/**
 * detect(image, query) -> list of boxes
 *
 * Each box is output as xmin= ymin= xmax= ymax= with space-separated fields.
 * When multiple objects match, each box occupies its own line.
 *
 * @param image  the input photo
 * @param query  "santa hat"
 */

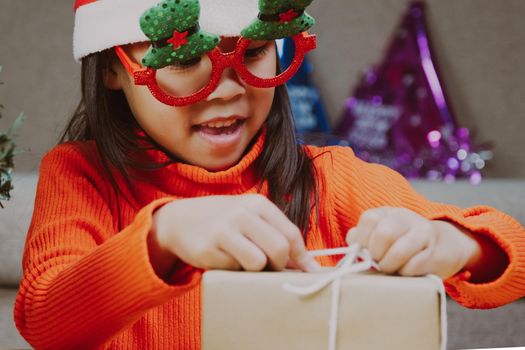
xmin=73 ymin=0 xmax=259 ymax=61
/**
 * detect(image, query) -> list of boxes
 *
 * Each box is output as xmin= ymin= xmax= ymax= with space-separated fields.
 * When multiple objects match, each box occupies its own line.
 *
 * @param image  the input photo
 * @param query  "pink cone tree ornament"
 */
xmin=336 ymin=1 xmax=492 ymax=183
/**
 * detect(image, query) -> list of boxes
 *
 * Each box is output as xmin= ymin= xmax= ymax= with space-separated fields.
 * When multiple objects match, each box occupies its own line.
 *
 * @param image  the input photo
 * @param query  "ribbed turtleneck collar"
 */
xmin=133 ymin=129 xmax=267 ymax=197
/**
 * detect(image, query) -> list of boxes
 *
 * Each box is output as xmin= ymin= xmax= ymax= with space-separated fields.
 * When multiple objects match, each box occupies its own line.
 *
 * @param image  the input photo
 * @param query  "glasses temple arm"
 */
xmin=114 ymin=46 xmax=144 ymax=74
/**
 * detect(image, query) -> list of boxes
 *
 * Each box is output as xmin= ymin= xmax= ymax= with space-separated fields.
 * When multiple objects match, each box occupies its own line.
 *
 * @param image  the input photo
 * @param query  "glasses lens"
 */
xmin=243 ymin=40 xmax=285 ymax=80
xmin=155 ymin=54 xmax=213 ymax=97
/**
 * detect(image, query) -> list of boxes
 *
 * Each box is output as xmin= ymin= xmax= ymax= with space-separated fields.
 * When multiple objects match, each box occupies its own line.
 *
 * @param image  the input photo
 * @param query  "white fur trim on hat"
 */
xmin=200 ymin=0 xmax=258 ymax=37
xmin=73 ymin=0 xmax=259 ymax=61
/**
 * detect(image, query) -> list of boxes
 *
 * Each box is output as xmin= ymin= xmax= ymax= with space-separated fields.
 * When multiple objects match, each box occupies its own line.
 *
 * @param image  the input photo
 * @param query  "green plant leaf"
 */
xmin=7 ymin=112 xmax=25 ymax=135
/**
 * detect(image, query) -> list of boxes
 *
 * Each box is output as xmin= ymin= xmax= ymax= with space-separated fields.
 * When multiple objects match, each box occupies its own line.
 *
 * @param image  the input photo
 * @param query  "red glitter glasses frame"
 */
xmin=114 ymin=32 xmax=317 ymax=106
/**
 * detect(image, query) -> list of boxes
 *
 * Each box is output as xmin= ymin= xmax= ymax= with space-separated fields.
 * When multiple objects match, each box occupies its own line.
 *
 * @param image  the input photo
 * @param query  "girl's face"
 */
xmin=109 ymin=37 xmax=276 ymax=171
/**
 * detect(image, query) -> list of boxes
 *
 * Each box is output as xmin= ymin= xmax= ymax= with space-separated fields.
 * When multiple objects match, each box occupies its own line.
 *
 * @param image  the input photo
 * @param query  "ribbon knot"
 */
xmin=284 ymin=244 xmax=379 ymax=296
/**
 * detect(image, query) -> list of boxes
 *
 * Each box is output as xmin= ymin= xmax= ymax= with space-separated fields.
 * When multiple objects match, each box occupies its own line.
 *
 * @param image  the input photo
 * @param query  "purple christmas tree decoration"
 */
xmin=336 ymin=1 xmax=492 ymax=183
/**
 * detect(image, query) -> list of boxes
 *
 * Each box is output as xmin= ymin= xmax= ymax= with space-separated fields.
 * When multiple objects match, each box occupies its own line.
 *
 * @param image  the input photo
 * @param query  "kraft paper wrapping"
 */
xmin=202 ymin=269 xmax=445 ymax=350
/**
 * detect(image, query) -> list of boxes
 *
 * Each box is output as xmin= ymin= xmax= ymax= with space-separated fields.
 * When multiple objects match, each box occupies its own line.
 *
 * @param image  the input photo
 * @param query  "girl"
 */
xmin=15 ymin=0 xmax=525 ymax=349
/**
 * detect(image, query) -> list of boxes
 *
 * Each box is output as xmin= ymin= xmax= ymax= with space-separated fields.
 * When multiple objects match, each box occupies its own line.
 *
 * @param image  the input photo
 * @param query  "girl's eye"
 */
xmin=166 ymin=56 xmax=202 ymax=71
xmin=245 ymin=43 xmax=271 ymax=59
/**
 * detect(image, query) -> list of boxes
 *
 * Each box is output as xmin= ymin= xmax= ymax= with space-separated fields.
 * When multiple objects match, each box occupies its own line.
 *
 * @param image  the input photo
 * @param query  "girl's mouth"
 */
xmin=193 ymin=119 xmax=245 ymax=147
xmin=195 ymin=119 xmax=243 ymax=135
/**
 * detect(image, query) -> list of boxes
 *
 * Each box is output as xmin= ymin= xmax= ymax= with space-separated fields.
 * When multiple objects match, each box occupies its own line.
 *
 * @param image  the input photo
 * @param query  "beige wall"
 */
xmin=0 ymin=0 xmax=524 ymax=177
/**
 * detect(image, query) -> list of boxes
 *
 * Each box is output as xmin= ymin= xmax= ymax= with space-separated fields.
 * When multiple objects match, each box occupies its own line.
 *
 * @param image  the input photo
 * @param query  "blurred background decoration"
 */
xmin=0 ymin=66 xmax=24 ymax=208
xmin=335 ymin=1 xmax=492 ymax=183
xmin=279 ymin=37 xmax=346 ymax=146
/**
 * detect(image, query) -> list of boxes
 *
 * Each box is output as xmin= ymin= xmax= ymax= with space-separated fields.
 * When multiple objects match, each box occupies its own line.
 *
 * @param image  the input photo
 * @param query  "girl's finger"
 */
xmin=217 ymin=231 xmax=268 ymax=272
xmin=367 ymin=220 xmax=408 ymax=262
xmin=197 ymin=247 xmax=242 ymax=271
xmin=239 ymin=213 xmax=291 ymax=271
xmin=379 ymin=229 xmax=430 ymax=274
xmin=249 ymin=195 xmax=318 ymax=272
xmin=347 ymin=209 xmax=382 ymax=247
xmin=398 ymin=248 xmax=433 ymax=277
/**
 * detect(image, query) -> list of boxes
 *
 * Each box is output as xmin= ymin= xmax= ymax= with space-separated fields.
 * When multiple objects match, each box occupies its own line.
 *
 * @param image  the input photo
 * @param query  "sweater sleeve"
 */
xmin=14 ymin=144 xmax=202 ymax=349
xmin=325 ymin=146 xmax=525 ymax=309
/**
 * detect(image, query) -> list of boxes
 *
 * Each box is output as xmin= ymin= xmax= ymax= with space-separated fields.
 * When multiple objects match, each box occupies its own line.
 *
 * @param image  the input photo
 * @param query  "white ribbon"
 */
xmin=283 ymin=244 xmax=447 ymax=350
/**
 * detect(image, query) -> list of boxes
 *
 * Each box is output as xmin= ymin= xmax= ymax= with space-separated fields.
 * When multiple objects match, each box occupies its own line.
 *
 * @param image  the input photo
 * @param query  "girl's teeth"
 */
xmin=202 ymin=120 xmax=237 ymax=128
xmin=198 ymin=119 xmax=242 ymax=137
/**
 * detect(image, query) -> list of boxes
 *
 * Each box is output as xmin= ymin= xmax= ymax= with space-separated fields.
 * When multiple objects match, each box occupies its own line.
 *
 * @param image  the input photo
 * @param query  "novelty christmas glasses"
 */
xmin=114 ymin=0 xmax=317 ymax=106
xmin=115 ymin=33 xmax=316 ymax=106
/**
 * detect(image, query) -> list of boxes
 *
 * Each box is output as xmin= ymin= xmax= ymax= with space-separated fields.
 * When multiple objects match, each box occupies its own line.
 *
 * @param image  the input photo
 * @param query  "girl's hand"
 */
xmin=346 ymin=207 xmax=481 ymax=279
xmin=149 ymin=194 xmax=320 ymax=275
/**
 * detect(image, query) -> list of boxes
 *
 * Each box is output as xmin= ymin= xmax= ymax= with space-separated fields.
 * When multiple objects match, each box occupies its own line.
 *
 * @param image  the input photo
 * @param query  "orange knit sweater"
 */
xmin=14 ymin=131 xmax=525 ymax=349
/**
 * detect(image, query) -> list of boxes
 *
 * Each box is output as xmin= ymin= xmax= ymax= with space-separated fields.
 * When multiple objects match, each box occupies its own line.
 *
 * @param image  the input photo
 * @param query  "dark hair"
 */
xmin=59 ymin=49 xmax=317 ymax=238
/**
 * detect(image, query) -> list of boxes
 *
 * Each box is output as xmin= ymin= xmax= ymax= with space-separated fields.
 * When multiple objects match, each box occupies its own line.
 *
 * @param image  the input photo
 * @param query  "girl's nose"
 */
xmin=205 ymin=67 xmax=246 ymax=102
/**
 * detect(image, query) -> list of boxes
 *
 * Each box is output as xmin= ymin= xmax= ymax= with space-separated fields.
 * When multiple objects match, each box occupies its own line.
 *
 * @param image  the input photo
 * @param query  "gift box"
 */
xmin=202 ymin=266 xmax=446 ymax=350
